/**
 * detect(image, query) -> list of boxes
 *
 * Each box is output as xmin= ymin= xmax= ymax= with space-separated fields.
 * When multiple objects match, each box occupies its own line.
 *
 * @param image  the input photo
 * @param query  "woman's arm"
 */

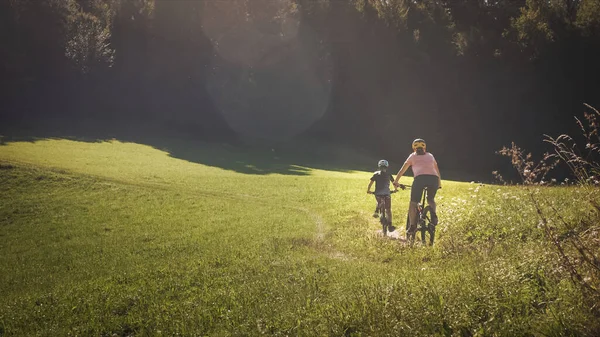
xmin=389 ymin=175 xmax=399 ymax=191
xmin=434 ymin=160 xmax=442 ymax=188
xmin=393 ymin=162 xmax=411 ymax=186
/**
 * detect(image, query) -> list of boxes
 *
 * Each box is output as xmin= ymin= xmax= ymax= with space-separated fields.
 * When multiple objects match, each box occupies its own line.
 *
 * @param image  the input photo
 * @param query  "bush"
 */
xmin=498 ymin=104 xmax=600 ymax=333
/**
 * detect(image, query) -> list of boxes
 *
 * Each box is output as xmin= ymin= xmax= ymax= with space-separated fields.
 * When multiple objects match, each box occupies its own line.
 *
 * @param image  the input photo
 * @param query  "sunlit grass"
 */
xmin=0 ymin=139 xmax=596 ymax=336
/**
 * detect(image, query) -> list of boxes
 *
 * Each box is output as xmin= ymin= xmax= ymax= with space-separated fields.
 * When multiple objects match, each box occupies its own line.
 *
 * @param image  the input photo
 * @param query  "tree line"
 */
xmin=1 ymin=0 xmax=599 ymax=179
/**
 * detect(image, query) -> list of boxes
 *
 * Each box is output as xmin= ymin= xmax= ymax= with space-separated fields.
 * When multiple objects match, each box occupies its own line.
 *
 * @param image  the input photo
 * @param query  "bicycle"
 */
xmin=405 ymin=187 xmax=437 ymax=246
xmin=373 ymin=190 xmax=398 ymax=236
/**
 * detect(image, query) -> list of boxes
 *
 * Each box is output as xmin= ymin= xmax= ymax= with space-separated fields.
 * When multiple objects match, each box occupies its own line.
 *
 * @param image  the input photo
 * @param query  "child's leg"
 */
xmin=382 ymin=195 xmax=396 ymax=231
xmin=373 ymin=196 xmax=380 ymax=217
xmin=385 ymin=195 xmax=392 ymax=224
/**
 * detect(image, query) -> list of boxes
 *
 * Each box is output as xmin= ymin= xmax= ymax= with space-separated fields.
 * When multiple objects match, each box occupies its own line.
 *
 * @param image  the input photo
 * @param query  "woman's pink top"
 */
xmin=405 ymin=152 xmax=439 ymax=177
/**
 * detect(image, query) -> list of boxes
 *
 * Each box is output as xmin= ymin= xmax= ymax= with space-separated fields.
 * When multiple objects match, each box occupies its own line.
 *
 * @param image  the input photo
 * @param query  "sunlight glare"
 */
xmin=202 ymin=0 xmax=332 ymax=141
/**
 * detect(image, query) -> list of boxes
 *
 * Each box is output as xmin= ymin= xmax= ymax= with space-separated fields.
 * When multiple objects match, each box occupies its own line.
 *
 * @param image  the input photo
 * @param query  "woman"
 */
xmin=393 ymin=138 xmax=441 ymax=241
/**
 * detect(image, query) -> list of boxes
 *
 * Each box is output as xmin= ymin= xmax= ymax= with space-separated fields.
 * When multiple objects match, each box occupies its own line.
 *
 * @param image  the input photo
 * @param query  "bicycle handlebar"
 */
xmin=392 ymin=184 xmax=441 ymax=190
xmin=367 ymin=189 xmax=403 ymax=195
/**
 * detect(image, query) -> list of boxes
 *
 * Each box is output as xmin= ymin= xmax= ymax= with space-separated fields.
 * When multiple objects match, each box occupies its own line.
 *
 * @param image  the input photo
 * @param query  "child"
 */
xmin=367 ymin=159 xmax=398 ymax=231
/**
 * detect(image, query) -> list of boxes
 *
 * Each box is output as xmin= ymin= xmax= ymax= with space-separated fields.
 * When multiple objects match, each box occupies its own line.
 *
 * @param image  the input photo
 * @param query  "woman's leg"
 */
xmin=408 ymin=177 xmax=425 ymax=238
xmin=424 ymin=176 xmax=440 ymax=225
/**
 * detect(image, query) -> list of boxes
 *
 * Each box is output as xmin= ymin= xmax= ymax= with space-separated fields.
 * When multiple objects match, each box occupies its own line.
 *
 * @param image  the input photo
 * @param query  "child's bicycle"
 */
xmin=374 ymin=190 xmax=397 ymax=236
xmin=405 ymin=187 xmax=437 ymax=246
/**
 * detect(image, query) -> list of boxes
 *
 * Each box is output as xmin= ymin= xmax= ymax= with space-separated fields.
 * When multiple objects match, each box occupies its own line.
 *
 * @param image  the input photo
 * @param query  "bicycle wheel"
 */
xmin=421 ymin=206 xmax=436 ymax=245
xmin=381 ymin=213 xmax=388 ymax=236
xmin=418 ymin=216 xmax=427 ymax=245
xmin=405 ymin=214 xmax=416 ymax=242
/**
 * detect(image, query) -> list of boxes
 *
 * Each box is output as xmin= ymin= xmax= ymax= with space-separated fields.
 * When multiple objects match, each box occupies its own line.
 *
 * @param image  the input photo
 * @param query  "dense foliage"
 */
xmin=1 ymin=0 xmax=599 ymax=180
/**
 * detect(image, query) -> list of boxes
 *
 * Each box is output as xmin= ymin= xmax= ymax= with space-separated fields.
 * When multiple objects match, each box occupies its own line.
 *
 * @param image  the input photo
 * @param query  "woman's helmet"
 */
xmin=378 ymin=159 xmax=389 ymax=168
xmin=412 ymin=138 xmax=426 ymax=152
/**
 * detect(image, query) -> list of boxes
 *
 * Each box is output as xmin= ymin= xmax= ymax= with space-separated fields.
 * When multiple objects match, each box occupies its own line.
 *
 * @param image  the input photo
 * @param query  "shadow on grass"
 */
xmin=0 ymin=120 xmax=374 ymax=176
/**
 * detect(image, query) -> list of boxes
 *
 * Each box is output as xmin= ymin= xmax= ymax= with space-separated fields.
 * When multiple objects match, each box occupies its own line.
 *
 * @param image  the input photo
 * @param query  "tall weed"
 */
xmin=498 ymin=104 xmax=600 ymax=333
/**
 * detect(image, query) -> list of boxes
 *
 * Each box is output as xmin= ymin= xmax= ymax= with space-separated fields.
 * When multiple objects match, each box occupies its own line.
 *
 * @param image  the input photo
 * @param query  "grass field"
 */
xmin=0 ymin=139 xmax=597 ymax=336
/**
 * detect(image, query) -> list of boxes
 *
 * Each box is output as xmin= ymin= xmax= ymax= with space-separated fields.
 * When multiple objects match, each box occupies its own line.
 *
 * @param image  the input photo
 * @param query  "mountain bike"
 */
xmin=372 ymin=190 xmax=397 ymax=237
xmin=405 ymin=187 xmax=437 ymax=246
xmin=371 ymin=191 xmax=398 ymax=236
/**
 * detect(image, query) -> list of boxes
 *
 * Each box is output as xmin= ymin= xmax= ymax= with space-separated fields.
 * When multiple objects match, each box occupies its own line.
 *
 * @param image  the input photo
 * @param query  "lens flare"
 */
xmin=202 ymin=1 xmax=332 ymax=141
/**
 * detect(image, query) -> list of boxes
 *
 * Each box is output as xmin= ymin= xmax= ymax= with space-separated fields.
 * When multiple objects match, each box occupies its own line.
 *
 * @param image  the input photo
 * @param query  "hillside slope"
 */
xmin=0 ymin=139 xmax=596 ymax=336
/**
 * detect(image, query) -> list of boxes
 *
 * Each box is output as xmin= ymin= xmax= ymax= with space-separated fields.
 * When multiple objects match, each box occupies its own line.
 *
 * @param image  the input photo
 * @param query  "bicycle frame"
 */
xmin=405 ymin=187 xmax=426 ymax=232
xmin=376 ymin=190 xmax=396 ymax=236
xmin=406 ymin=187 xmax=436 ymax=245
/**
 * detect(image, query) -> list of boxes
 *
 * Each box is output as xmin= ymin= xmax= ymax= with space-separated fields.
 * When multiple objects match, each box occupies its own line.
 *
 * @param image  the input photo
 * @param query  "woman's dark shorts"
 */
xmin=411 ymin=175 xmax=439 ymax=203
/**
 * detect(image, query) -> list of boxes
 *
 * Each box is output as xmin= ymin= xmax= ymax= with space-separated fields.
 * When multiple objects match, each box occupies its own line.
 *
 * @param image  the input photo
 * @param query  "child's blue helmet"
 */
xmin=378 ymin=159 xmax=389 ymax=168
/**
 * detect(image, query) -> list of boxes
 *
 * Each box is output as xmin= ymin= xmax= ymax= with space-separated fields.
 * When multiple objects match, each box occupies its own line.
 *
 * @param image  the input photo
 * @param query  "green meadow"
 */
xmin=0 ymin=139 xmax=597 ymax=336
